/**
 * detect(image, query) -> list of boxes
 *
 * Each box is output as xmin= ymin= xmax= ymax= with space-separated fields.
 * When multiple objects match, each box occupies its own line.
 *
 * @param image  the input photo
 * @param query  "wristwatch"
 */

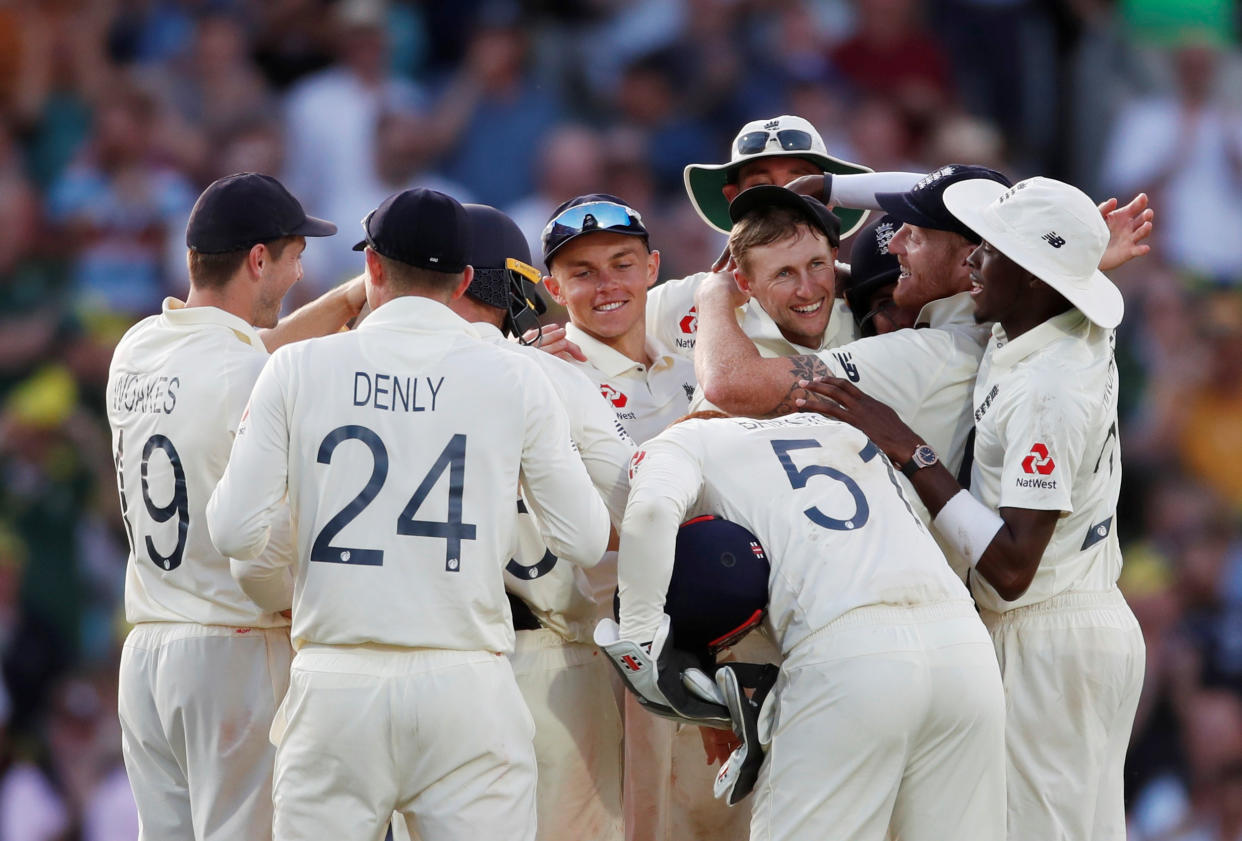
xmin=900 ymin=444 xmax=939 ymax=478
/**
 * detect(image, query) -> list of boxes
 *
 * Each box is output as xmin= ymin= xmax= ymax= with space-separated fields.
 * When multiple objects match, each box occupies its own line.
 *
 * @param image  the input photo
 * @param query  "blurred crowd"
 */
xmin=0 ymin=0 xmax=1239 ymax=838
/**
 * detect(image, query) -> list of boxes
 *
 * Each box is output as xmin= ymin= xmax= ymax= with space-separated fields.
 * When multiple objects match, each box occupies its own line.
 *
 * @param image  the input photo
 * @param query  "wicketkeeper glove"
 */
xmin=713 ymin=661 xmax=780 ymax=806
xmin=594 ymin=615 xmax=732 ymax=729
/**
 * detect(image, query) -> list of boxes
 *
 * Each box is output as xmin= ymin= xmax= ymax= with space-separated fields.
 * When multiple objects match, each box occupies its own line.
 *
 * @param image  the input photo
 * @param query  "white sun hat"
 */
xmin=942 ymin=176 xmax=1124 ymax=329
xmin=684 ymin=115 xmax=873 ymax=238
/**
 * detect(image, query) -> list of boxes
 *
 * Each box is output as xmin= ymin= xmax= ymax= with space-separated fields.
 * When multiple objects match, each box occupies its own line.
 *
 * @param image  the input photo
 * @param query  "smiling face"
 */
xmin=737 ymin=225 xmax=837 ymax=349
xmin=544 ymin=231 xmax=659 ymax=347
xmin=886 ymin=223 xmax=975 ymax=311
xmin=966 ymin=239 xmax=1031 ymax=326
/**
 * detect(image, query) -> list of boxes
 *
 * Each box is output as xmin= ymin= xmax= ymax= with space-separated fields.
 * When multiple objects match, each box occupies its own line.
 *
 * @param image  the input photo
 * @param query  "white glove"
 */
xmin=594 ymin=615 xmax=731 ymax=728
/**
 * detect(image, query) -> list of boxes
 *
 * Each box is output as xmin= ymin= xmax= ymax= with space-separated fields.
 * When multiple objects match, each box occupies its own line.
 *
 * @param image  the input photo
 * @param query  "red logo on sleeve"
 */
xmin=600 ymin=384 xmax=628 ymax=408
xmin=629 ymin=450 xmax=646 ymax=479
xmin=1021 ymin=443 xmax=1055 ymax=475
xmin=679 ymin=306 xmax=698 ymax=334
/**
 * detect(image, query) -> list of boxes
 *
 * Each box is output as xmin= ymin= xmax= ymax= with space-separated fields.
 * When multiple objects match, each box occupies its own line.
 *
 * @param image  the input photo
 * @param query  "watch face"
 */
xmin=913 ymin=445 xmax=937 ymax=467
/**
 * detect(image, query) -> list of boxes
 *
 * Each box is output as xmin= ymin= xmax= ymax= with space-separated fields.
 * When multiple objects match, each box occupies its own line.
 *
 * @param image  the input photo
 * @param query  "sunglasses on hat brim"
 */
xmin=735 ymin=129 xmax=815 ymax=156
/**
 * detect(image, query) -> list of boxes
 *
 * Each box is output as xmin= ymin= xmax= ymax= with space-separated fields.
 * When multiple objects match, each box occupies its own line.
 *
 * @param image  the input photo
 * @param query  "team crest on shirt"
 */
xmin=629 ymin=450 xmax=646 ymax=480
xmin=600 ymin=383 xmax=628 ymax=408
xmin=683 ymin=384 xmax=695 ymax=402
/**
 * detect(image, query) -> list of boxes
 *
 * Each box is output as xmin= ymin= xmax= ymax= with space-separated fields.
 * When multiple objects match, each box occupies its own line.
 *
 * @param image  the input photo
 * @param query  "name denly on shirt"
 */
xmin=110 ymin=373 xmax=179 ymax=415
xmin=352 ymin=371 xmax=444 ymax=412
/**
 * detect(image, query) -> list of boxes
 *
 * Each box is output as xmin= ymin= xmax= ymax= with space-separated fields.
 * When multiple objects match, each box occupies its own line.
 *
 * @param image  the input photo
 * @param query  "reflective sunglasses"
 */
xmin=735 ymin=129 xmax=815 ymax=156
xmin=542 ymin=201 xmax=644 ymax=241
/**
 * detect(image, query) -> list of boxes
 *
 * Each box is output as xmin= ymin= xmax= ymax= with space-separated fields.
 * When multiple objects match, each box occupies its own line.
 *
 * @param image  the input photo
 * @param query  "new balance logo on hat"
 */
xmin=1042 ymin=232 xmax=1066 ymax=248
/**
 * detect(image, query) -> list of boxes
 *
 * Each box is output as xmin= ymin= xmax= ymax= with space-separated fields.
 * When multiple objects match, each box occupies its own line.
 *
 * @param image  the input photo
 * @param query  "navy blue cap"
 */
xmin=541 ymin=193 xmax=649 ymax=267
xmin=876 ymin=165 xmax=1012 ymax=243
xmin=186 ymin=172 xmax=337 ymax=253
xmin=353 ymin=188 xmax=470 ymax=273
xmin=727 ymin=184 xmax=841 ymax=248
xmin=843 ymin=213 xmax=902 ymax=320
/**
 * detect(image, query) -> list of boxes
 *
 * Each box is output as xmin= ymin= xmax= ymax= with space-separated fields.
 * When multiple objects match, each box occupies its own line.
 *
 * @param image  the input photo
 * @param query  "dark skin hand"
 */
xmin=796 ymin=376 xmax=1059 ymax=601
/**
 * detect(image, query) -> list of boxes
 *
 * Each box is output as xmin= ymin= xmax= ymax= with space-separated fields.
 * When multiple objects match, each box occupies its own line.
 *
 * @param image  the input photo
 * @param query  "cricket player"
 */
xmin=646 ymin=115 xmax=875 ymax=362
xmin=611 ymin=411 xmax=1006 ymax=841
xmin=540 ymin=193 xmax=697 ymax=446
xmin=107 ymin=172 xmax=358 ymax=840
xmin=801 ymin=177 xmax=1145 ymax=841
xmin=206 ymin=188 xmax=611 ymax=841
xmin=454 ymin=203 xmax=631 ymax=841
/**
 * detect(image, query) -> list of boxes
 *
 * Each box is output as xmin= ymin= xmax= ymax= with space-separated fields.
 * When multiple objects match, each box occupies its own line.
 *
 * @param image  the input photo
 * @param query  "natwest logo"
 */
xmin=679 ymin=306 xmax=698 ymax=334
xmin=1021 ymin=443 xmax=1055 ymax=475
xmin=600 ymin=383 xmax=628 ymax=408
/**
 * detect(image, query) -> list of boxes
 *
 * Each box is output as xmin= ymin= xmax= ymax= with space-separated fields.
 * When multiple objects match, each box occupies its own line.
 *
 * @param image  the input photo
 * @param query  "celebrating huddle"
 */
xmin=106 ymin=114 xmax=1154 ymax=841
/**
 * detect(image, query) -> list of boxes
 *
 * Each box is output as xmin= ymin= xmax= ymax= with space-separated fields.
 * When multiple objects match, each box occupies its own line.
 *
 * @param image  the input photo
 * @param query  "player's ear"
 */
xmin=449 ymin=266 xmax=474 ymax=301
xmin=364 ymin=247 xmax=384 ymax=289
xmin=645 ymin=249 xmax=661 ymax=289
xmin=543 ymin=273 xmax=567 ymax=306
xmin=733 ymin=264 xmax=752 ymax=294
xmin=247 ymin=242 xmax=266 ymax=278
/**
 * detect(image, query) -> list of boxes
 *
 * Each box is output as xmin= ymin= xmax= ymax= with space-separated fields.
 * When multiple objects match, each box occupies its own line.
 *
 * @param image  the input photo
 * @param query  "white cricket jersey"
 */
xmin=563 ymin=322 xmax=697 ymax=445
xmin=646 ymin=272 xmax=859 ymax=362
xmin=206 ymin=296 xmax=610 ymax=653
xmin=819 ymin=291 xmax=989 ymax=488
xmin=107 ymin=299 xmax=292 ymax=628
xmin=968 ymin=309 xmax=1123 ymax=613
xmin=475 ymin=323 xmax=636 ymax=643
xmin=619 ymin=414 xmax=968 ymax=652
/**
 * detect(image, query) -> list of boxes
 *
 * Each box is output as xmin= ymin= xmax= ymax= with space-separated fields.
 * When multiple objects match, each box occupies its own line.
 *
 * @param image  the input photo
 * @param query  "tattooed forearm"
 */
xmin=768 ymin=355 xmax=830 ymax=416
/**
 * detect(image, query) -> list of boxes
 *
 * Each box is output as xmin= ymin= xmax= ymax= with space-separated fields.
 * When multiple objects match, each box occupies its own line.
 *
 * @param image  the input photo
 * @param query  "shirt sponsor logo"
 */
xmin=1016 ymin=476 xmax=1057 ymax=490
xmin=679 ymin=306 xmax=697 ymax=334
xmin=974 ymin=384 xmax=999 ymax=423
xmin=1020 ymin=442 xmax=1055 ymax=475
xmin=629 ymin=449 xmax=646 ymax=479
xmin=600 ymin=383 xmax=628 ymax=408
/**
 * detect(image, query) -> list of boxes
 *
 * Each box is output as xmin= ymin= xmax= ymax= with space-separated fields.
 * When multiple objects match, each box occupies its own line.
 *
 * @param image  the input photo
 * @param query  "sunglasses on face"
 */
xmin=735 ymin=129 xmax=815 ymax=156
xmin=542 ymin=201 xmax=644 ymax=241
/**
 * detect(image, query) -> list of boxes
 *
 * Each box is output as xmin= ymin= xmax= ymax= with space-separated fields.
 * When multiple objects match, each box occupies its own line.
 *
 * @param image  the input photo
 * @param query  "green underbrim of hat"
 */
xmin=685 ymin=153 xmax=874 ymax=239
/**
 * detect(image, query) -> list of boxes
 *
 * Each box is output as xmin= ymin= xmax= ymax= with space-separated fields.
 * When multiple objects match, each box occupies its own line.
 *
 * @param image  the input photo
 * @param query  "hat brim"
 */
xmin=727 ymin=185 xmax=839 ymax=246
xmin=291 ymin=215 xmax=338 ymax=238
xmin=943 ymin=180 xmax=1124 ymax=329
xmin=875 ymin=190 xmax=945 ymax=231
xmin=684 ymin=151 xmax=873 ymax=238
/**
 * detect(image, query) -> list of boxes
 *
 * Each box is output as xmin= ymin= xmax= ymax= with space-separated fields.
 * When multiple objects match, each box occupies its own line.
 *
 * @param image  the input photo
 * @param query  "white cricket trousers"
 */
xmin=980 ymin=588 xmax=1145 ymax=841
xmin=272 ymin=644 xmax=537 ymax=841
xmin=118 ymin=622 xmax=292 ymax=841
xmin=750 ymin=600 xmax=1006 ymax=841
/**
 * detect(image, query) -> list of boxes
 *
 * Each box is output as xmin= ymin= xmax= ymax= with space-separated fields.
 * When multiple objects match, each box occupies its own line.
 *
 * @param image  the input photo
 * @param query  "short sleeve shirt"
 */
xmin=968 ymin=309 xmax=1123 ymax=613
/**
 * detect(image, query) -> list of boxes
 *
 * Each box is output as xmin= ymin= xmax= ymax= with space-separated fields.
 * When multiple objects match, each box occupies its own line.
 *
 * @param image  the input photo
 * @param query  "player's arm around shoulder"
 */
xmin=207 ymin=345 xmax=296 ymax=563
xmin=513 ymin=351 xmax=611 ymax=568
